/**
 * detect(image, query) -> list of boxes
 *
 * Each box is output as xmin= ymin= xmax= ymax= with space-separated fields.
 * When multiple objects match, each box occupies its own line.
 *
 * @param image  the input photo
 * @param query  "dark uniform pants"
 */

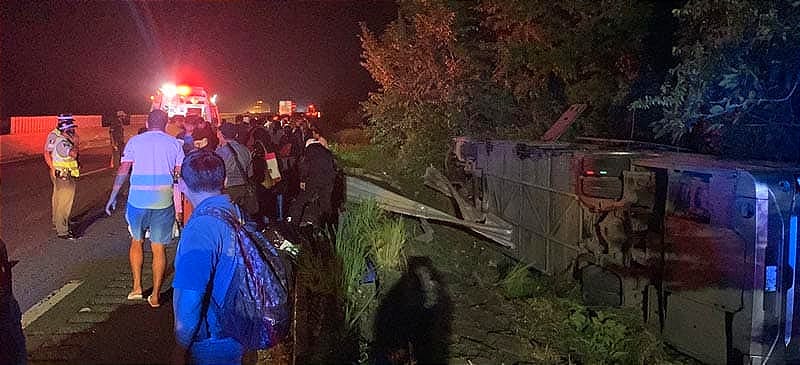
xmin=289 ymin=185 xmax=333 ymax=226
xmin=111 ymin=137 xmax=125 ymax=169
xmin=51 ymin=172 xmax=76 ymax=235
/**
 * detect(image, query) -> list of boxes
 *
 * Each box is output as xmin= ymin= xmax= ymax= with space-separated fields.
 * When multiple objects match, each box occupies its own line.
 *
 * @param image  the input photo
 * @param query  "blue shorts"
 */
xmin=125 ymin=203 xmax=175 ymax=244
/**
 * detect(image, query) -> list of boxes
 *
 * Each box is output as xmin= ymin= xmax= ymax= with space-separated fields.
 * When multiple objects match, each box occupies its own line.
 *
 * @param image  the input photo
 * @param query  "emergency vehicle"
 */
xmin=150 ymin=83 xmax=220 ymax=124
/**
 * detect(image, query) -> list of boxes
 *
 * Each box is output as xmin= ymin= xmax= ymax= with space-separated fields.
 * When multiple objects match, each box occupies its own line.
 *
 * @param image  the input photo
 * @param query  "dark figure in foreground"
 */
xmin=0 ymin=238 xmax=26 ymax=365
xmin=373 ymin=256 xmax=452 ymax=365
xmin=288 ymin=138 xmax=337 ymax=226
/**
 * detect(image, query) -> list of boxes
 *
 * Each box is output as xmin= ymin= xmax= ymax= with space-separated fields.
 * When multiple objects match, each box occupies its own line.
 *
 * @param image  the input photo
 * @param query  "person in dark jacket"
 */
xmin=0 ymin=238 xmax=26 ymax=365
xmin=109 ymin=111 xmax=126 ymax=169
xmin=288 ymin=139 xmax=337 ymax=226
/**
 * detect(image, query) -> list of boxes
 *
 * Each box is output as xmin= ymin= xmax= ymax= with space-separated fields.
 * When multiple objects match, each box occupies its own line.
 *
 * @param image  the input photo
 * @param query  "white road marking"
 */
xmin=22 ymin=280 xmax=83 ymax=329
xmin=82 ymin=167 xmax=110 ymax=177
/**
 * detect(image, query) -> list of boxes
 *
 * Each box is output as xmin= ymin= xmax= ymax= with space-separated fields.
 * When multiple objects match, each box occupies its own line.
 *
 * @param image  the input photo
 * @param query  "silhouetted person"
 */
xmin=109 ymin=111 xmax=126 ymax=169
xmin=0 ymin=238 xmax=26 ymax=365
xmin=288 ymin=139 xmax=336 ymax=226
xmin=373 ymin=256 xmax=452 ymax=365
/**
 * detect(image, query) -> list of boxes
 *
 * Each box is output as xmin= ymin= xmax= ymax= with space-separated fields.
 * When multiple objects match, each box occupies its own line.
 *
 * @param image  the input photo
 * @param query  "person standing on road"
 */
xmin=109 ymin=111 xmax=126 ymax=169
xmin=171 ymin=150 xmax=245 ymax=364
xmin=104 ymin=109 xmax=184 ymax=308
xmin=46 ymin=114 xmax=81 ymax=240
xmin=216 ymin=122 xmax=258 ymax=218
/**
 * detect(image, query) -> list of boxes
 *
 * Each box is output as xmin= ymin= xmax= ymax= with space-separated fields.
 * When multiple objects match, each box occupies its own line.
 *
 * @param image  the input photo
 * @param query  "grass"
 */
xmin=335 ymin=201 xmax=377 ymax=328
xmin=507 ymin=271 xmax=674 ymax=365
xmin=334 ymin=199 xmax=408 ymax=330
xmin=369 ymin=217 xmax=407 ymax=272
xmin=500 ymin=264 xmax=539 ymax=299
xmin=329 ymin=143 xmax=388 ymax=171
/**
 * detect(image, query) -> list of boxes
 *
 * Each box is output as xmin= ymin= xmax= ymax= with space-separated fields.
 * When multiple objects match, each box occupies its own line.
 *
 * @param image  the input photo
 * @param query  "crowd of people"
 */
xmin=106 ymin=110 xmax=336 ymax=363
xmin=40 ymin=109 xmax=337 ymax=362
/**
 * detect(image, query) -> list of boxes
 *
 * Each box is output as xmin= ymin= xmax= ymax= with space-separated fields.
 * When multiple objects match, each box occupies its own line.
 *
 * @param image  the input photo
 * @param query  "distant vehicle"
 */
xmin=150 ymin=83 xmax=220 ymax=124
xmin=278 ymin=100 xmax=296 ymax=116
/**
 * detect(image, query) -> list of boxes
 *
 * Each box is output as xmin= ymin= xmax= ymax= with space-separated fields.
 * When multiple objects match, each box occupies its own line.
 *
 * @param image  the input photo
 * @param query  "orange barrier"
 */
xmin=10 ymin=115 xmax=103 ymax=134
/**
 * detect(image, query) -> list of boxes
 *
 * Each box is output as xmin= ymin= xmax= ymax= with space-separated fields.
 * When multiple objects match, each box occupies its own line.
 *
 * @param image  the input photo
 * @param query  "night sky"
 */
xmin=1 ymin=1 xmax=397 ymax=120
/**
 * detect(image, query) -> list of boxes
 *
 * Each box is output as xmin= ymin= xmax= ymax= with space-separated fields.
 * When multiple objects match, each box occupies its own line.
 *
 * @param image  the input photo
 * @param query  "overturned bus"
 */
xmin=448 ymin=137 xmax=800 ymax=364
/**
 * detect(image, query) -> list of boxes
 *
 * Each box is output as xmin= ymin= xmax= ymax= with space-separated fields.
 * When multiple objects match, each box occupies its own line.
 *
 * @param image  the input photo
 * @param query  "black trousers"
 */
xmin=288 ymin=185 xmax=332 ymax=226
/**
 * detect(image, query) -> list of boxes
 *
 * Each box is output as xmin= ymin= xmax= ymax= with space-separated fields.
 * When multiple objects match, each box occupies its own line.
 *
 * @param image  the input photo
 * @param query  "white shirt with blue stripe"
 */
xmin=122 ymin=131 xmax=184 ymax=209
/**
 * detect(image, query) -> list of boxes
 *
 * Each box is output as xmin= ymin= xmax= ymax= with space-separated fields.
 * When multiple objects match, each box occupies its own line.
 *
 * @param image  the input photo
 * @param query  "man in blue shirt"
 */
xmin=171 ymin=150 xmax=244 ymax=364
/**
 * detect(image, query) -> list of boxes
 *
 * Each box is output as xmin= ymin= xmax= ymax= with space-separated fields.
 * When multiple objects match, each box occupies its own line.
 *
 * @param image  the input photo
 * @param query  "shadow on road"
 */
xmin=372 ymin=256 xmax=453 ymax=365
xmin=28 ymin=289 xmax=176 ymax=364
xmin=71 ymin=206 xmax=112 ymax=238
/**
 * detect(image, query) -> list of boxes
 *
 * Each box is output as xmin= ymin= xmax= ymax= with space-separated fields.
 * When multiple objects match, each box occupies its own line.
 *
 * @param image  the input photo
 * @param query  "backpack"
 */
xmin=195 ymin=206 xmax=292 ymax=350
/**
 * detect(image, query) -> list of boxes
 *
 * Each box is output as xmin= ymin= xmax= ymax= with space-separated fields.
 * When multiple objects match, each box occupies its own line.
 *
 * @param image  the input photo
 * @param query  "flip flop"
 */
xmin=147 ymin=295 xmax=161 ymax=308
xmin=127 ymin=292 xmax=143 ymax=300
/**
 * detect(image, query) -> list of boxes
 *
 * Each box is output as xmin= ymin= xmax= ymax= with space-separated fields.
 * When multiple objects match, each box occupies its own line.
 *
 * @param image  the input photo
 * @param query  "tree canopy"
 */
xmin=360 ymin=0 xmax=800 ymax=166
xmin=631 ymin=0 xmax=800 ymax=160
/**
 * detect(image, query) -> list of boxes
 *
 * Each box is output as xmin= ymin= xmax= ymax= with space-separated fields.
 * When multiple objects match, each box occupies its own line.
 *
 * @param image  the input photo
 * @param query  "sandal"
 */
xmin=147 ymin=295 xmax=161 ymax=308
xmin=127 ymin=292 xmax=143 ymax=300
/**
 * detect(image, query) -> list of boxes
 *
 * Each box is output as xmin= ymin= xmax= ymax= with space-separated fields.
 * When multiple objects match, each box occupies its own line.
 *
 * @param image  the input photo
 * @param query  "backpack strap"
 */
xmin=193 ymin=205 xmax=289 ymax=296
xmin=226 ymin=144 xmax=250 ymax=186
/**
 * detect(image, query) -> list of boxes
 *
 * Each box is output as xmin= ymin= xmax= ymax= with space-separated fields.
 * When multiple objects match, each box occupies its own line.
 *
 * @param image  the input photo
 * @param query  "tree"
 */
xmin=360 ymin=0 xmax=468 ymax=169
xmin=631 ymin=0 xmax=800 ymax=160
xmin=479 ymin=0 xmax=656 ymax=137
xmin=360 ymin=0 xmax=660 ymax=170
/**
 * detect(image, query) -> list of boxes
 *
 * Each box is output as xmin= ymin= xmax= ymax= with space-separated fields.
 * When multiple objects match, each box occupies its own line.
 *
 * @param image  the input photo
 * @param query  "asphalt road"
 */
xmin=0 ymin=147 xmax=189 ymax=364
xmin=0 ymin=147 xmax=121 ymax=311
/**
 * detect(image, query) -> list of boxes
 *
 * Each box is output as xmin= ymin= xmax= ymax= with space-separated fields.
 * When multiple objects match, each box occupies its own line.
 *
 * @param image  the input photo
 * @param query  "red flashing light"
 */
xmin=585 ymin=170 xmax=596 ymax=176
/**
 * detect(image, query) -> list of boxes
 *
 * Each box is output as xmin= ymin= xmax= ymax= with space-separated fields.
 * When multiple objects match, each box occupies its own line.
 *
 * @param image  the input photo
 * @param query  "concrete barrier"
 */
xmin=10 ymin=115 xmax=103 ymax=134
xmin=0 ymin=112 xmax=234 ymax=163
xmin=0 ymin=123 xmax=144 ymax=164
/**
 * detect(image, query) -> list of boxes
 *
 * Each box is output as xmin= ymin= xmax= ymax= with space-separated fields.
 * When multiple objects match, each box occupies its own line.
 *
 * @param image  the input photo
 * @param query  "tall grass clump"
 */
xmin=370 ymin=217 xmax=407 ymax=272
xmin=336 ymin=201 xmax=379 ymax=328
xmin=335 ymin=200 xmax=409 ymax=330
xmin=501 ymin=264 xmax=539 ymax=299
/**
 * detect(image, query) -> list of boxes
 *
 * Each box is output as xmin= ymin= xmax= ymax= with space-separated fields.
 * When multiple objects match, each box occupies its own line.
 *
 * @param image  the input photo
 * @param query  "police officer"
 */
xmin=48 ymin=114 xmax=80 ymax=240
xmin=109 ymin=110 xmax=126 ymax=169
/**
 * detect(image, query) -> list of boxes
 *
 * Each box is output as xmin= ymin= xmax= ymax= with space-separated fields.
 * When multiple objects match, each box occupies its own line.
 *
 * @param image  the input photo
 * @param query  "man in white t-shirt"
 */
xmin=105 ymin=110 xmax=185 ymax=308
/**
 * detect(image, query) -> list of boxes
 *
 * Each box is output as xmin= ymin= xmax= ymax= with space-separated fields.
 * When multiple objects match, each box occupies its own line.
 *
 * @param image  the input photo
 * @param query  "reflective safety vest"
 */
xmin=51 ymin=135 xmax=80 ymax=178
